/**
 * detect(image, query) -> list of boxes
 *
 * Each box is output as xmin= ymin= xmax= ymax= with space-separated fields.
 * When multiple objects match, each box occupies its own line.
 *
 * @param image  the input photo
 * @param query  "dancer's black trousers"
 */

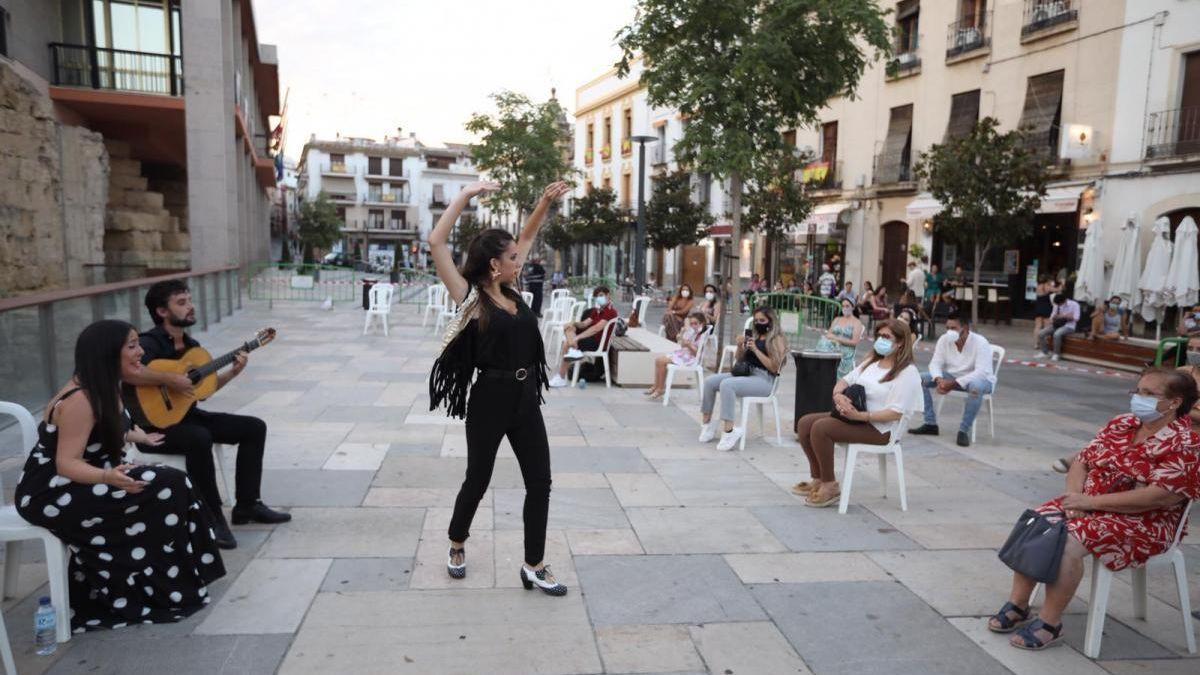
xmin=448 ymin=378 xmax=551 ymax=565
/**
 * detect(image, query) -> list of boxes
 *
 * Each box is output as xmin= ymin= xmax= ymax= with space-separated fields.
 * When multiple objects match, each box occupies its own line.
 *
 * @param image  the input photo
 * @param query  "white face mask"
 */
xmin=705 ymin=292 xmax=715 ymax=301
xmin=595 ymin=295 xmax=609 ymax=307
xmin=681 ymin=290 xmax=691 ymax=298
xmin=944 ymin=329 xmax=960 ymax=343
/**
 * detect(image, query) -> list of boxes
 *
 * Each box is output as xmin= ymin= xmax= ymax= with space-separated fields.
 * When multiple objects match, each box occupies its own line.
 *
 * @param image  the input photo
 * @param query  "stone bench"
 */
xmin=612 ymin=327 xmax=697 ymax=387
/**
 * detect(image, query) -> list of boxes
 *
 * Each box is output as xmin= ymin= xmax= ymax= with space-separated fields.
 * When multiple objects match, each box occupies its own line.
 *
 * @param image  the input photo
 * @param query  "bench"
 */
xmin=1060 ymin=334 xmax=1158 ymax=372
xmin=612 ymin=327 xmax=696 ymax=387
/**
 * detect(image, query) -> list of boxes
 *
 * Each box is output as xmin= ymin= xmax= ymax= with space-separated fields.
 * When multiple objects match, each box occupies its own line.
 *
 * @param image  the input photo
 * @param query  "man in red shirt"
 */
xmin=549 ymin=287 xmax=618 ymax=387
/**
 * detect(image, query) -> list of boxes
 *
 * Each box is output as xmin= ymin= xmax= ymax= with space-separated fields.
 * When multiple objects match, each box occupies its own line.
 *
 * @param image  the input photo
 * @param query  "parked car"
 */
xmin=322 ymin=253 xmax=354 ymax=267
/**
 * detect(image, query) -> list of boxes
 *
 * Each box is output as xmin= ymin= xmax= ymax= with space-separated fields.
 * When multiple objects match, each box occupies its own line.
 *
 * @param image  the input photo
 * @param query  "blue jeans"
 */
xmin=921 ymin=373 xmax=994 ymax=433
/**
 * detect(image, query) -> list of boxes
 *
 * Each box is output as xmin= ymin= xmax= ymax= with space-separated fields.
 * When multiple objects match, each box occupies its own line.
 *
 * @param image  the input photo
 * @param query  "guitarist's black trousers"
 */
xmin=141 ymin=407 xmax=266 ymax=514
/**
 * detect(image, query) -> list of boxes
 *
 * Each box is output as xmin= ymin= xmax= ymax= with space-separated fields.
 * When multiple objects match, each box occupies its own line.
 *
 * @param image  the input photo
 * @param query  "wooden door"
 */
xmin=1179 ymin=51 xmax=1200 ymax=153
xmin=881 ymin=221 xmax=909 ymax=294
xmin=681 ymin=245 xmax=707 ymax=293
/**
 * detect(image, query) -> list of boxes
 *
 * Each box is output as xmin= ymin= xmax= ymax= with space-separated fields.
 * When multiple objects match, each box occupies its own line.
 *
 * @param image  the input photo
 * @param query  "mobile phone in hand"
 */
xmin=744 ymin=328 xmax=753 ymax=338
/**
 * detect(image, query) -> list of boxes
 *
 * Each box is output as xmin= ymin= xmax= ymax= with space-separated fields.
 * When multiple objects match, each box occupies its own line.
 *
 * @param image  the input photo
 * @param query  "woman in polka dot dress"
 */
xmin=15 ymin=320 xmax=225 ymax=631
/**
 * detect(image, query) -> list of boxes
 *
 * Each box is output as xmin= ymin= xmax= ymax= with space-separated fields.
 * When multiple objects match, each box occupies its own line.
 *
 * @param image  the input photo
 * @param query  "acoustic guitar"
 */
xmin=134 ymin=328 xmax=276 ymax=428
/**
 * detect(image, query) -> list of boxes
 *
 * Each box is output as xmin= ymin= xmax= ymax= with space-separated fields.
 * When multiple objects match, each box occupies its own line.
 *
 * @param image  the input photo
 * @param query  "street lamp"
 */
xmin=631 ymin=134 xmax=658 ymax=288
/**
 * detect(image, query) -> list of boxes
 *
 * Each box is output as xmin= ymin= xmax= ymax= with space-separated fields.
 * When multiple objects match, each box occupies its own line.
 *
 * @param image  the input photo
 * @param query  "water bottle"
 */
xmin=577 ymin=379 xmax=588 ymax=389
xmin=35 ymin=596 xmax=56 ymax=655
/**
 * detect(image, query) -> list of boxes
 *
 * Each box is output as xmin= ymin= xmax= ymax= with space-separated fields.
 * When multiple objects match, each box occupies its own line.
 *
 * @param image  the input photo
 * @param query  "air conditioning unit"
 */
xmin=897 ymin=51 xmax=917 ymax=66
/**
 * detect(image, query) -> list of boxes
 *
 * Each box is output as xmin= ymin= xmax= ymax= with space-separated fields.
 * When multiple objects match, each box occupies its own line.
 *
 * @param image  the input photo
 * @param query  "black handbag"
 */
xmin=831 ymin=384 xmax=868 ymax=424
xmin=998 ymin=509 xmax=1068 ymax=583
xmin=731 ymin=360 xmax=754 ymax=377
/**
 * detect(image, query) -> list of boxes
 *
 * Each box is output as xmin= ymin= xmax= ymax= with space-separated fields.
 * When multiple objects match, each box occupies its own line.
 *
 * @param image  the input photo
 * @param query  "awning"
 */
xmin=1038 ymin=185 xmax=1085 ymax=214
xmin=906 ymin=193 xmax=943 ymax=220
xmin=708 ymin=223 xmax=732 ymax=238
xmin=796 ymin=201 xmax=849 ymax=238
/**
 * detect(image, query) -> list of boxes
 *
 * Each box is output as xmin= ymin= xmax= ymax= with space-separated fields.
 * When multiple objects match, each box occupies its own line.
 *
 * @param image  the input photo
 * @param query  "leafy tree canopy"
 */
xmin=297 ymin=192 xmax=342 ymax=263
xmin=567 ymin=188 xmax=627 ymax=246
xmin=743 ymin=145 xmax=814 ymax=243
xmin=645 ymin=171 xmax=713 ymax=250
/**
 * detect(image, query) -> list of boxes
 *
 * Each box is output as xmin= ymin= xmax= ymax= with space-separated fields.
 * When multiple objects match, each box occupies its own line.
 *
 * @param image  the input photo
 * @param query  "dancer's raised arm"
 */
xmin=515 ymin=181 xmax=571 ymax=267
xmin=429 ymin=182 xmax=499 ymax=303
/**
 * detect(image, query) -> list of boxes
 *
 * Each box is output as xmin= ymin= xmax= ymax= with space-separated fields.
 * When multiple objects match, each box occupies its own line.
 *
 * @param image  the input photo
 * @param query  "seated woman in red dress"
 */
xmin=986 ymin=368 xmax=1200 ymax=650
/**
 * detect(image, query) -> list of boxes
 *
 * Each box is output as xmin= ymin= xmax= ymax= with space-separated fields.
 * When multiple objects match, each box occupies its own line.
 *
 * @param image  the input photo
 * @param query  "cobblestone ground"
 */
xmin=1 ymin=297 xmax=1197 ymax=674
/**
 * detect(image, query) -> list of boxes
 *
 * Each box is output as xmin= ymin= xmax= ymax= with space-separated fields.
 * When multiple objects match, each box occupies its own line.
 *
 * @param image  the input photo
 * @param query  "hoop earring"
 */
xmin=491 ymin=270 xmax=501 ymax=280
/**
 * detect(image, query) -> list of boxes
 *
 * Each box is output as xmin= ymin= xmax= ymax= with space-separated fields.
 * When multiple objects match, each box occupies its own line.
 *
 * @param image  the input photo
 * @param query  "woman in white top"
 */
xmin=794 ymin=318 xmax=922 ymax=507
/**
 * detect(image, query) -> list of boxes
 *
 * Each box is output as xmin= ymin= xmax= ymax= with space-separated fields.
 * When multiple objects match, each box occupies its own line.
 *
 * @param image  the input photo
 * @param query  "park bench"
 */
xmin=1059 ymin=334 xmax=1158 ymax=372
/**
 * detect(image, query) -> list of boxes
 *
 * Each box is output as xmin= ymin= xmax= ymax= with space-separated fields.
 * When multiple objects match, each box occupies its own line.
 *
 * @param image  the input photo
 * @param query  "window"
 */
xmin=1179 ymin=52 xmax=1200 ymax=151
xmin=368 ymin=156 xmax=382 ymax=175
xmin=896 ymin=1 xmax=919 ymax=55
xmin=368 ymin=209 xmax=384 ymax=229
xmin=602 ymin=176 xmax=611 ymax=191
xmin=0 ymin=6 xmax=8 ymax=58
xmin=622 ymin=108 xmax=633 ymax=155
xmin=432 ymin=184 xmax=446 ymax=207
xmin=388 ymin=158 xmax=404 ymax=177
xmin=782 ymin=129 xmax=797 ymax=147
xmin=621 ymin=173 xmax=632 ymax=210
xmin=699 ymin=173 xmax=712 ymax=205
xmin=427 ymin=156 xmax=451 ymax=170
xmin=876 ymin=104 xmax=914 ymax=183
xmin=389 ymin=210 xmax=406 ymax=230
xmin=335 ymin=206 xmax=347 ymax=224
xmin=944 ymin=89 xmax=981 ymax=142
xmin=586 ymin=123 xmax=595 ymax=149
xmin=821 ymin=122 xmax=838 ymax=162
xmin=1018 ymin=70 xmax=1064 ymax=159
xmin=603 ymin=116 xmax=612 ymax=156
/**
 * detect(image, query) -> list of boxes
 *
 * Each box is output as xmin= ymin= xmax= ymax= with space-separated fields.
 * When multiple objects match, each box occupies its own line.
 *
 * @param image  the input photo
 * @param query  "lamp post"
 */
xmin=631 ymin=135 xmax=658 ymax=288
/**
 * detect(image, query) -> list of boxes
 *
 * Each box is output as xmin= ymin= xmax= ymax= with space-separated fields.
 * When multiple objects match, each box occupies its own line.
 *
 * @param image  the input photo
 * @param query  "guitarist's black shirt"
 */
xmin=122 ymin=326 xmax=202 ymax=428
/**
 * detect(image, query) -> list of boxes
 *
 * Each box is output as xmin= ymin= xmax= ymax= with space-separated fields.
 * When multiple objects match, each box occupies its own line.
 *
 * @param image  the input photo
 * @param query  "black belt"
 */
xmin=478 ymin=366 xmax=534 ymax=382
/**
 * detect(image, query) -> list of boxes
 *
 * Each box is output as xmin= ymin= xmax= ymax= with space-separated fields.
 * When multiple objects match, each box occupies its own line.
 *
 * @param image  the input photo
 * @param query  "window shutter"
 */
xmin=944 ymin=90 xmax=981 ymax=142
xmin=878 ymin=105 xmax=914 ymax=182
xmin=1018 ymin=70 xmax=1065 ymax=156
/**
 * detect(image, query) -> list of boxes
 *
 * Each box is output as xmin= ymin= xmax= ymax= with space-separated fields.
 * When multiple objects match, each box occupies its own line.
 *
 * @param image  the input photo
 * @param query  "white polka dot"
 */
xmin=141 ymin=470 xmax=156 ymax=482
xmin=141 ymin=607 xmax=150 ymax=617
xmin=125 ymin=522 xmax=146 ymax=536
xmin=86 ymin=619 xmax=100 ymax=626
xmin=143 ymin=566 xmax=153 ymax=576
xmin=130 ymin=547 xmax=146 ymax=560
xmin=125 ymin=576 xmax=135 ymax=586
xmin=81 ymin=517 xmax=102 ymax=528
xmin=73 ymin=572 xmax=85 ymax=582
xmin=92 ymin=484 xmax=108 ymax=496
xmin=189 ymin=522 xmax=196 ymax=533
xmin=98 ymin=552 xmax=113 ymax=562
xmin=200 ymin=553 xmax=214 ymax=564
xmin=111 ymin=490 xmax=126 ymax=499
xmin=112 ymin=622 xmax=127 ymax=629
xmin=143 ymin=586 xmax=153 ymax=596
xmin=157 ymin=488 xmax=172 ymax=500
xmin=46 ymin=424 xmax=57 ymax=433
xmin=90 ymin=536 xmax=106 ymax=546
xmin=42 ymin=505 xmax=59 ymax=518
xmin=184 ymin=477 xmax=192 ymax=489
xmin=166 ymin=566 xmax=179 ymax=578
xmin=169 ymin=591 xmax=182 ymax=603
xmin=186 ymin=543 xmax=192 ymax=554
xmin=49 ymin=475 xmax=70 ymax=488
xmin=19 ymin=495 xmax=30 ymax=508
xmin=98 ymin=570 xmax=110 ymax=579
xmin=113 ymin=597 xmax=127 ymax=609
xmin=164 ymin=513 xmax=179 ymax=527
xmin=56 ymin=493 xmax=72 ymax=506
xmin=124 ymin=505 xmax=139 ymax=514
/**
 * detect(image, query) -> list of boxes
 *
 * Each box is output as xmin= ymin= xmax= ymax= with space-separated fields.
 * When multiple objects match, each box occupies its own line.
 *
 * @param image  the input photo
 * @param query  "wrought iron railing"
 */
xmin=946 ymin=14 xmax=990 ymax=59
xmin=49 ymin=42 xmax=182 ymax=96
xmin=1145 ymin=107 xmax=1200 ymax=159
xmin=802 ymin=160 xmax=842 ymax=191
xmin=1021 ymin=0 xmax=1077 ymax=36
xmin=872 ymin=153 xmax=913 ymax=185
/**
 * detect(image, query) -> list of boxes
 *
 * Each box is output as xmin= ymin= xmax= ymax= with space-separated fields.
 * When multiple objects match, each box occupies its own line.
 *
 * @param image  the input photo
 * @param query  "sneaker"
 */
xmin=1050 ymin=354 xmax=1060 ymax=362
xmin=520 ymin=564 xmax=567 ymax=596
xmin=698 ymin=418 xmax=720 ymax=443
xmin=1032 ymin=352 xmax=1048 ymax=360
xmin=1051 ymin=457 xmax=1072 ymax=474
xmin=548 ymin=375 xmax=570 ymax=388
xmin=909 ymin=424 xmax=940 ymax=436
xmin=956 ymin=431 xmax=971 ymax=447
xmin=716 ymin=426 xmax=745 ymax=451
xmin=564 ymin=348 xmax=585 ymax=360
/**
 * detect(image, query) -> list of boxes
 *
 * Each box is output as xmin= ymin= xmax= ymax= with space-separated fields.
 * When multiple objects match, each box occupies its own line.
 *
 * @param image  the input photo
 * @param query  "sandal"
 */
xmin=804 ymin=485 xmax=840 ymax=508
xmin=986 ymin=601 xmax=1031 ymax=633
xmin=648 ymin=391 xmax=664 ymax=401
xmin=1010 ymin=618 xmax=1063 ymax=650
xmin=791 ymin=480 xmax=821 ymax=496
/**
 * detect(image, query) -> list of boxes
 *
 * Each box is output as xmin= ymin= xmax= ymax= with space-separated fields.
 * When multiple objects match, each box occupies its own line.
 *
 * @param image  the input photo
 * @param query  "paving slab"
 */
xmin=493 ymin=487 xmax=630 ymax=530
xmin=410 ymin=530 xmax=495 ymax=590
xmin=258 ymin=507 xmax=424 ymax=558
xmin=196 ymin=558 xmax=331 ymax=634
xmin=549 ymin=445 xmax=653 ymax=473
xmin=493 ymin=529 xmax=577 ymax=588
xmin=724 ymin=552 xmax=892 ymax=584
xmin=47 ymin=634 xmax=293 ymax=675
xmin=565 ymin=528 xmax=646 ymax=556
xmin=595 ymin=624 xmax=704 ymax=674
xmin=751 ymin=505 xmax=921 ymax=552
xmin=320 ymin=557 xmax=413 ymax=592
xmin=322 ymin=442 xmax=390 ymax=471
xmin=606 ymin=473 xmax=680 ymax=507
xmin=626 ymin=506 xmax=786 ymax=554
xmin=259 ymin=469 xmax=374 ymax=507
xmin=653 ymin=458 xmax=795 ymax=506
xmin=947 ymin=617 xmax=1111 ymax=675
xmin=575 ymin=555 xmax=765 ymax=626
xmin=373 ymin=455 xmax=525 ymax=489
xmin=688 ymin=621 xmax=811 ymax=675
xmin=362 ymin=487 xmax=484 ymax=508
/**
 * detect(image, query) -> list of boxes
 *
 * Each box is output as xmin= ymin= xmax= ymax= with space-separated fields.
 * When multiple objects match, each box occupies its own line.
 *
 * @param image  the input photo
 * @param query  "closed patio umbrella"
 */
xmin=1108 ymin=213 xmax=1142 ymax=313
xmin=1165 ymin=216 xmax=1200 ymax=309
xmin=1074 ymin=217 xmax=1105 ymax=304
xmin=1138 ymin=217 xmax=1173 ymax=330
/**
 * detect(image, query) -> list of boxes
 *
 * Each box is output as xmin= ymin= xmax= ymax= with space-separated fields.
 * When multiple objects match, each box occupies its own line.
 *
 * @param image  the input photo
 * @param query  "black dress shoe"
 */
xmin=910 ymin=424 xmax=940 ymax=435
xmin=212 ymin=518 xmax=238 ymax=550
xmin=231 ymin=501 xmax=293 ymax=525
xmin=956 ymin=431 xmax=971 ymax=447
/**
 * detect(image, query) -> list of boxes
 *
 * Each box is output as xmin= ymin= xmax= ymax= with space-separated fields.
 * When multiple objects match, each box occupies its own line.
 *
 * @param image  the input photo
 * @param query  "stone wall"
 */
xmin=0 ymin=60 xmax=107 ymax=297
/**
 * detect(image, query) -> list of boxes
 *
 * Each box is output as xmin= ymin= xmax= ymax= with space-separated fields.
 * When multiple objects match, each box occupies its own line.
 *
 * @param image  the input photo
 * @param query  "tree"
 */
xmin=465 ymin=91 xmax=573 ymax=226
xmin=567 ymin=187 xmax=626 ymax=246
xmin=452 ymin=214 xmax=484 ymax=256
xmin=645 ymin=171 xmax=713 ymax=251
xmin=914 ymin=116 xmax=1049 ymax=322
xmin=296 ymin=192 xmax=342 ymax=264
xmin=541 ymin=217 xmax=577 ymax=274
xmin=743 ymin=146 xmax=815 ymax=277
xmin=619 ymin=0 xmax=891 ymax=353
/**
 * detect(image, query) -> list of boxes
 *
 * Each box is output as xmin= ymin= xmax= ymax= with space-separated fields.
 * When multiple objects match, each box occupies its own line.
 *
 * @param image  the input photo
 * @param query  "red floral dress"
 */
xmin=1038 ymin=414 xmax=1200 ymax=571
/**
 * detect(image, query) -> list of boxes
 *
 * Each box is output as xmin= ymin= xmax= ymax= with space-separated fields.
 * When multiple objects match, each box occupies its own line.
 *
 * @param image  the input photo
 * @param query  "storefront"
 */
xmin=778 ymin=202 xmax=849 ymax=290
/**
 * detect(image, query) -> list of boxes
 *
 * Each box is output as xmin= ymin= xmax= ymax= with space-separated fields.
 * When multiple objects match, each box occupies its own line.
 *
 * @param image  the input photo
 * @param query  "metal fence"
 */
xmin=247 ymin=263 xmax=438 ymax=306
xmin=751 ymin=292 xmax=842 ymax=349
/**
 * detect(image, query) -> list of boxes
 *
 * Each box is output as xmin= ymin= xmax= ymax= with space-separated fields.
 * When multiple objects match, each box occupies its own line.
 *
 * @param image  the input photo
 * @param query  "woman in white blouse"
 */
xmin=794 ymin=318 xmax=922 ymax=507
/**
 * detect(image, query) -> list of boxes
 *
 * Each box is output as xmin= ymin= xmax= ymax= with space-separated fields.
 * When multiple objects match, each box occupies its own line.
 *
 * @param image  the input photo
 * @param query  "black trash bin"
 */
xmin=361 ymin=278 xmax=377 ymax=310
xmin=791 ymin=350 xmax=841 ymax=432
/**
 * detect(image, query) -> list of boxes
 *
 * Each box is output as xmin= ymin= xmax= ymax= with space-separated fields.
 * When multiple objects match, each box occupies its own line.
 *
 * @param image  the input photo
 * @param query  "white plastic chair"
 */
xmin=550 ymin=288 xmax=571 ymax=304
xmin=0 ymin=402 xmax=72 ymax=646
xmin=663 ymin=325 xmax=714 ymax=406
xmin=718 ymin=318 xmax=755 ymax=373
xmin=540 ymin=296 xmax=575 ymax=343
xmin=434 ymin=289 xmax=459 ymax=334
xmin=836 ymin=415 xmax=911 ymax=514
xmin=127 ymin=443 xmax=232 ymax=506
xmin=569 ymin=320 xmax=619 ymax=388
xmin=362 ymin=283 xmax=395 ymax=336
xmin=933 ymin=344 xmax=1004 ymax=443
xmin=0 ymin=596 xmax=12 ymax=675
xmin=738 ymin=371 xmax=783 ymax=450
xmin=632 ymin=295 xmax=652 ymax=327
xmin=422 ymin=284 xmax=446 ymax=328
xmin=520 ymin=291 xmax=534 ymax=307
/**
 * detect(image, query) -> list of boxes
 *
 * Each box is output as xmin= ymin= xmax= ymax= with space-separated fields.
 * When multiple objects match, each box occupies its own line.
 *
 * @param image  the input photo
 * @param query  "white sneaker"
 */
xmin=548 ymin=375 xmax=570 ymax=388
xmin=1032 ymin=352 xmax=1048 ymax=359
xmin=1050 ymin=354 xmax=1060 ymax=362
xmin=698 ymin=418 xmax=720 ymax=443
xmin=564 ymin=348 xmax=585 ymax=360
xmin=716 ymin=427 xmax=745 ymax=451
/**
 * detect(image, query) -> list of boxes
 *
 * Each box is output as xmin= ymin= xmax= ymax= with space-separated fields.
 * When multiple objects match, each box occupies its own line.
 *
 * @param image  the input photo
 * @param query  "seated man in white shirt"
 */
xmin=1034 ymin=293 xmax=1080 ymax=361
xmin=909 ymin=311 xmax=997 ymax=447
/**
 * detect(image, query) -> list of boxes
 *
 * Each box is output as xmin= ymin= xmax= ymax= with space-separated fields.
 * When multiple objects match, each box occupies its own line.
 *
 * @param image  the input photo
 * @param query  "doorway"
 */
xmin=681 ymin=245 xmax=707 ymax=293
xmin=881 ymin=221 xmax=909 ymax=293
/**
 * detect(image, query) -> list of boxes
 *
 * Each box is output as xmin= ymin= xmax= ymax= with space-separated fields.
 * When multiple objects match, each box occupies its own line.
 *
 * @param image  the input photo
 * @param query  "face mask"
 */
xmin=754 ymin=322 xmax=770 ymax=334
xmin=595 ymin=295 xmax=609 ymax=307
xmin=681 ymin=290 xmax=691 ymax=298
xmin=1130 ymin=394 xmax=1164 ymax=422
xmin=874 ymin=338 xmax=895 ymax=356
xmin=842 ymin=307 xmax=854 ymax=317
xmin=705 ymin=292 xmax=715 ymax=301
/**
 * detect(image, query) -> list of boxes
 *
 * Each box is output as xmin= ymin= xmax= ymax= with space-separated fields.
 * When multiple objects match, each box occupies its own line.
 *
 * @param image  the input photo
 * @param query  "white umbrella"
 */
xmin=1108 ymin=213 xmax=1142 ymax=312
xmin=1138 ymin=217 xmax=1173 ymax=326
xmin=1165 ymin=216 xmax=1200 ymax=308
xmin=1074 ymin=217 xmax=1105 ymax=303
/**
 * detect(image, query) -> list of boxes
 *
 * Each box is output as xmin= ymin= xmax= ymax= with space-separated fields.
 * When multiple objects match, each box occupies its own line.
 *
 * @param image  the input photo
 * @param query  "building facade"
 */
xmin=296 ymin=134 xmax=479 ymax=269
xmin=0 ymin=0 xmax=280 ymax=295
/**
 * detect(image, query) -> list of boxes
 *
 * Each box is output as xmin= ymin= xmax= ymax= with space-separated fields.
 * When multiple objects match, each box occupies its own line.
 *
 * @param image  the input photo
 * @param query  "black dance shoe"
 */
xmin=447 ymin=546 xmax=466 ymax=579
xmin=520 ymin=565 xmax=567 ymax=596
xmin=231 ymin=501 xmax=293 ymax=525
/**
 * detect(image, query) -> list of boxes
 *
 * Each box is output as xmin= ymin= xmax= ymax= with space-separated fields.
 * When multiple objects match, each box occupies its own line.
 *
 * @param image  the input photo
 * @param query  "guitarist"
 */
xmin=122 ymin=279 xmax=291 ymax=550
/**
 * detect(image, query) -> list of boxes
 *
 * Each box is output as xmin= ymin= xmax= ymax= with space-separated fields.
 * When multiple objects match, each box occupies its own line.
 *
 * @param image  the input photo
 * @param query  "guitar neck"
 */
xmin=191 ymin=340 xmax=261 ymax=381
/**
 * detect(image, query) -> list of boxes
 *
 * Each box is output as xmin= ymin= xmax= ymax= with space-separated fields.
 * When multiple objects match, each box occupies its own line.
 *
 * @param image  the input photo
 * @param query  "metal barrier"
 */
xmin=566 ymin=276 xmax=618 ymax=295
xmin=246 ymin=263 xmax=438 ymax=306
xmin=0 ymin=266 xmax=240 ymax=415
xmin=751 ymin=292 xmax=842 ymax=348
xmin=1154 ymin=336 xmax=1191 ymax=367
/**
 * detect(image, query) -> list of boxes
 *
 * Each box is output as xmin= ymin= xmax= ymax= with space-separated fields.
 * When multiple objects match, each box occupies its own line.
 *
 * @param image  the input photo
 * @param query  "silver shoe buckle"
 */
xmin=514 ymin=368 xmax=529 ymax=381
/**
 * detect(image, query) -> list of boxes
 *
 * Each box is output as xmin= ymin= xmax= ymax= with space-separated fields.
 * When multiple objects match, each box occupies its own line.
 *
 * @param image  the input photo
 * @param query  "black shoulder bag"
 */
xmin=997 ymin=509 xmax=1068 ymax=583
xmin=830 ymin=384 xmax=868 ymax=424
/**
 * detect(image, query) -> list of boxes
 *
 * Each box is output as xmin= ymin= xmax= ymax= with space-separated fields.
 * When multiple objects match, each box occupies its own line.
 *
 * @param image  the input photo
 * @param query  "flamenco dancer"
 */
xmin=429 ymin=180 xmax=572 ymax=595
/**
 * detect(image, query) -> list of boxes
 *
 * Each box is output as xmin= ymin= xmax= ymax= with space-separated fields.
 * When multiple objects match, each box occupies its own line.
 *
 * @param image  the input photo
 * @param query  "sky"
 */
xmin=253 ymin=0 xmax=639 ymax=160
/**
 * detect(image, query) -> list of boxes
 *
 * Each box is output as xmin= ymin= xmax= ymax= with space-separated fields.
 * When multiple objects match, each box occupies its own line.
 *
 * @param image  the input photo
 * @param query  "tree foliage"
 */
xmin=296 ymin=192 xmax=342 ymax=264
xmin=914 ymin=116 xmax=1049 ymax=320
xmin=465 ymin=91 xmax=573 ymax=222
xmin=645 ymin=171 xmax=712 ymax=250
xmin=567 ymin=188 xmax=627 ymax=246
xmin=451 ymin=214 xmax=484 ymax=255
xmin=743 ymin=146 xmax=814 ymax=243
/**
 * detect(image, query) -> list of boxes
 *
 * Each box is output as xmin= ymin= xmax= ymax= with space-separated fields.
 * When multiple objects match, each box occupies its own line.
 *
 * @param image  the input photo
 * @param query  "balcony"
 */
xmin=1021 ymin=0 xmax=1078 ymax=43
xmin=430 ymin=199 xmax=448 ymax=210
xmin=1145 ymin=107 xmax=1200 ymax=163
xmin=322 ymin=163 xmax=353 ymax=177
xmin=801 ymin=160 xmax=842 ymax=193
xmin=621 ymin=138 xmax=633 ymax=157
xmin=365 ymin=191 xmax=409 ymax=206
xmin=50 ymin=43 xmax=183 ymax=96
xmin=945 ymin=14 xmax=990 ymax=63
xmin=887 ymin=50 xmax=921 ymax=81
xmin=600 ymin=144 xmax=612 ymax=161
xmin=872 ymin=153 xmax=915 ymax=192
xmin=584 ymin=147 xmax=595 ymax=165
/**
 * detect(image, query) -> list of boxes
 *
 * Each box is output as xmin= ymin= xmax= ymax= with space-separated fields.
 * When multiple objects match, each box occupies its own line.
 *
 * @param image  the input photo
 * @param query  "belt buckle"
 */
xmin=514 ymin=368 xmax=529 ymax=381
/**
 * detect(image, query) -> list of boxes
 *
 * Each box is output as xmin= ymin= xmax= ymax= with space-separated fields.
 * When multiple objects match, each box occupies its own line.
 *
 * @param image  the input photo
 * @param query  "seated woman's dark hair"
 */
xmin=703 ymin=283 xmax=719 ymax=297
xmin=1143 ymin=367 xmax=1200 ymax=419
xmin=459 ymin=228 xmax=519 ymax=331
xmin=74 ymin=319 xmax=137 ymax=461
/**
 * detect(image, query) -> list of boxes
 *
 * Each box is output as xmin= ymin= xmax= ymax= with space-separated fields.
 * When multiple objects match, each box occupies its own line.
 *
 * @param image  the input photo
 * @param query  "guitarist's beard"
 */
xmin=167 ymin=312 xmax=196 ymax=328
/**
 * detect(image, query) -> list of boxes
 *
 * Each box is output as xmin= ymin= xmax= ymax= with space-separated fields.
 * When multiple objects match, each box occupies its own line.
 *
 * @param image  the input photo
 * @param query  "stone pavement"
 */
xmin=1 ymin=296 xmax=1197 ymax=675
